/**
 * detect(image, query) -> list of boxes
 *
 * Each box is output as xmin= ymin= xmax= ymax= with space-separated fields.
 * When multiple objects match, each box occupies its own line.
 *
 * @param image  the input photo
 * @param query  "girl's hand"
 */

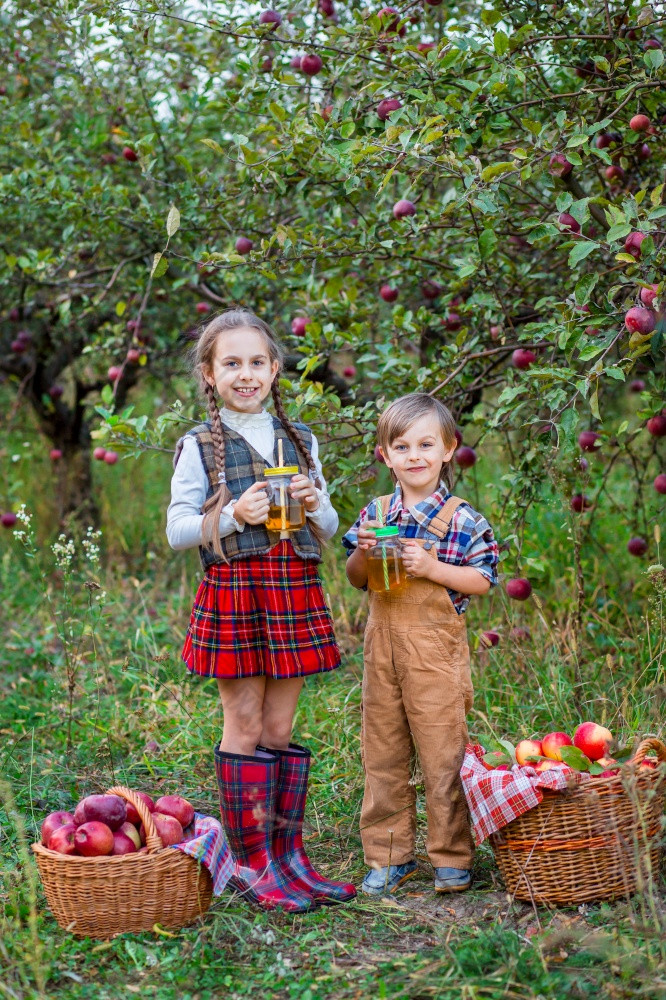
xmin=232 ymin=482 xmax=269 ymax=526
xmin=400 ymin=540 xmax=434 ymax=579
xmin=356 ymin=520 xmax=380 ymax=552
xmin=289 ymin=474 xmax=319 ymax=512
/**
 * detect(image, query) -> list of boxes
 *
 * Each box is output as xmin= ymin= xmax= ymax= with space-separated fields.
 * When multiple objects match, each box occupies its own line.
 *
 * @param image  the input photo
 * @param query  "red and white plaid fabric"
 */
xmin=460 ymin=744 xmax=592 ymax=845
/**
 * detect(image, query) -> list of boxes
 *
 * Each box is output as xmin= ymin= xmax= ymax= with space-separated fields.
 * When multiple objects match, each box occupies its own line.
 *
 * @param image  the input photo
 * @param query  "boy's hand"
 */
xmin=356 ymin=520 xmax=380 ymax=552
xmin=289 ymin=474 xmax=319 ymax=512
xmin=232 ymin=482 xmax=269 ymax=525
xmin=400 ymin=540 xmax=434 ymax=579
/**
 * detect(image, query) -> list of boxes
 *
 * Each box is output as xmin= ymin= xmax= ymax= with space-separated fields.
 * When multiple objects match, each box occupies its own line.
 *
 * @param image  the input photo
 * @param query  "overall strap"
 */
xmin=377 ymin=495 xmax=392 ymax=521
xmin=427 ymin=496 xmax=465 ymax=538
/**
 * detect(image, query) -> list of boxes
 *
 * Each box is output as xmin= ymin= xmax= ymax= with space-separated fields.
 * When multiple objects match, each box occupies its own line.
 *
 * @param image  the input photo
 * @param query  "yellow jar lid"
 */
xmin=265 ymin=466 xmax=299 ymax=476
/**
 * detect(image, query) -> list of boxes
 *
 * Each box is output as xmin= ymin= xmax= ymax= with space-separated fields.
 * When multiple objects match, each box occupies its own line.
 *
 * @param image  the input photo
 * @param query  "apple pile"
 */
xmin=481 ymin=723 xmax=645 ymax=777
xmin=40 ymin=791 xmax=195 ymax=857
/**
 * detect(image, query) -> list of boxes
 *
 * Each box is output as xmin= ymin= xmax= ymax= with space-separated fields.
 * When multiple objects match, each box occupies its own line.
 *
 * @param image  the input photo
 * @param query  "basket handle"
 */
xmin=107 ymin=785 xmax=163 ymax=853
xmin=629 ymin=737 xmax=666 ymax=765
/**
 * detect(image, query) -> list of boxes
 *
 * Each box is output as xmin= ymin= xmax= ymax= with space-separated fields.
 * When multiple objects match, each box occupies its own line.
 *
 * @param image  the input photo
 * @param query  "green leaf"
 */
xmin=478 ymin=228 xmax=497 ymax=260
xmin=340 ymin=121 xmax=355 ymax=139
xmin=481 ymin=161 xmax=515 ymax=182
xmin=568 ymin=241 xmax=598 ymax=267
xmin=589 ymin=386 xmax=600 ymax=420
xmin=559 ymin=746 xmax=592 ymax=771
xmin=200 ymin=137 xmax=224 ymax=155
xmin=606 ymin=223 xmax=632 ymax=242
xmin=166 ymin=204 xmax=180 ymax=237
xmin=566 ymin=133 xmax=589 ymax=148
xmin=605 ymin=367 xmax=625 ymax=381
xmin=150 ymin=252 xmax=168 ymax=278
xmin=644 ymin=48 xmax=664 ymax=70
xmin=268 ymin=101 xmax=286 ymax=122
xmin=493 ymin=30 xmax=510 ymax=57
xmin=574 ymin=273 xmax=599 ymax=305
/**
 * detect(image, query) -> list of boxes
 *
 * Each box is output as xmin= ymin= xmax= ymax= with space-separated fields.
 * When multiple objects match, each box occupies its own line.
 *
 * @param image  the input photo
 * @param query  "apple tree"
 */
xmin=1 ymin=0 xmax=664 ymax=607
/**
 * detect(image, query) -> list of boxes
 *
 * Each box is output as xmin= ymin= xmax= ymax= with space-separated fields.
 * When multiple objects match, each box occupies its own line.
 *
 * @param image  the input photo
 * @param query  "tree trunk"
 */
xmin=54 ymin=442 xmax=98 ymax=529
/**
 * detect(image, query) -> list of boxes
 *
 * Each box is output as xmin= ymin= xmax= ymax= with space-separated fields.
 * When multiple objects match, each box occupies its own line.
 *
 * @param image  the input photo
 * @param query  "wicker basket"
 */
xmin=32 ymin=785 xmax=213 ymax=938
xmin=490 ymin=738 xmax=666 ymax=905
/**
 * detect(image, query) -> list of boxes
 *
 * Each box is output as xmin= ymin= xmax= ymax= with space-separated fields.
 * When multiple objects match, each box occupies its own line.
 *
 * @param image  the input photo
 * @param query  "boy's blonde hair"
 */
xmin=376 ymin=393 xmax=458 ymax=492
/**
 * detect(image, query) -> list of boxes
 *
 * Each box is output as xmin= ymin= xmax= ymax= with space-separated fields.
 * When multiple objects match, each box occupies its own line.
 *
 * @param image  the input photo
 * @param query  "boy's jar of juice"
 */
xmin=367 ymin=527 xmax=406 ymax=593
xmin=264 ymin=466 xmax=306 ymax=532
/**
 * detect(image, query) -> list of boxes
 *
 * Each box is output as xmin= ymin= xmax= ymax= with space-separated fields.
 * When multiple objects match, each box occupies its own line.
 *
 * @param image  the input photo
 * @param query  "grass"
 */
xmin=1 ymin=390 xmax=665 ymax=999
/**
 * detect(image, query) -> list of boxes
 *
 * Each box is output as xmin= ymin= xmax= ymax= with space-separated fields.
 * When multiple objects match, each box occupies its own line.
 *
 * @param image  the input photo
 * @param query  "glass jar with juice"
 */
xmin=264 ymin=466 xmax=306 ymax=532
xmin=367 ymin=526 xmax=406 ymax=593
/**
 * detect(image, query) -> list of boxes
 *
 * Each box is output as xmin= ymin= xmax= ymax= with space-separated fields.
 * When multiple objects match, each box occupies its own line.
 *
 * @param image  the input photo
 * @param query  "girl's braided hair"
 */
xmin=190 ymin=307 xmax=322 ymax=557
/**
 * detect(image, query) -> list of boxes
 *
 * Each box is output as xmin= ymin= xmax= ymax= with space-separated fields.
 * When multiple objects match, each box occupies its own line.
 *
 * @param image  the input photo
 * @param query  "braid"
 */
xmin=200 ymin=382 xmax=232 ymax=558
xmin=271 ymin=381 xmax=322 ymax=489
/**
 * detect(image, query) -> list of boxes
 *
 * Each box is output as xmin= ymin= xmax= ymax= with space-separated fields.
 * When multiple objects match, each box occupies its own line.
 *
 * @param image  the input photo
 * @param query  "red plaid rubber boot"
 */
xmin=214 ymin=744 xmax=314 ymax=913
xmin=262 ymin=743 xmax=357 ymax=905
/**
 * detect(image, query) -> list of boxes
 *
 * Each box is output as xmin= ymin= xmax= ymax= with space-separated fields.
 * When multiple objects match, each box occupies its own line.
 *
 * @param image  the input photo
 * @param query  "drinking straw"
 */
xmin=277 ymin=439 xmax=287 ymax=530
xmin=375 ymin=499 xmax=390 ymax=591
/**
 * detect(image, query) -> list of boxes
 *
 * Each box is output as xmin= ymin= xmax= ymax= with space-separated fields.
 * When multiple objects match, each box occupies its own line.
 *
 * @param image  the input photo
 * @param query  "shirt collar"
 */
xmin=385 ymin=481 xmax=450 ymax=525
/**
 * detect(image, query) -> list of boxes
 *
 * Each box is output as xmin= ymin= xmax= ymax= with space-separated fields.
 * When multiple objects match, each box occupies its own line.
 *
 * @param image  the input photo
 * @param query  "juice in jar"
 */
xmin=366 ymin=527 xmax=405 ymax=592
xmin=264 ymin=466 xmax=306 ymax=532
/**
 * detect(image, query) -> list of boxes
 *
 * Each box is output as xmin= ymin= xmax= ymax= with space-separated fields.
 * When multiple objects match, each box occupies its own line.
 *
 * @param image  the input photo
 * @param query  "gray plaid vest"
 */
xmin=185 ymin=418 xmax=322 ymax=567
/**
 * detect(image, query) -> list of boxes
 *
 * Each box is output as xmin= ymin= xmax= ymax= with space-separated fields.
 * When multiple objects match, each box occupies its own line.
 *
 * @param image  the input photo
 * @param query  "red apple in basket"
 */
xmin=112 ymin=830 xmax=138 ymax=855
xmin=534 ymin=759 xmax=566 ymax=775
xmin=141 ymin=813 xmax=184 ymax=847
xmin=573 ymin=722 xmax=612 ymax=761
xmin=124 ymin=791 xmax=155 ymax=825
xmin=82 ymin=794 xmax=126 ymax=831
xmin=118 ymin=821 xmax=141 ymax=849
xmin=594 ymin=756 xmax=619 ymax=778
xmin=541 ymin=731 xmax=573 ymax=761
xmin=41 ymin=810 xmax=75 ymax=846
xmin=515 ymin=739 xmax=543 ymax=766
xmin=48 ymin=823 xmax=78 ymax=855
xmin=154 ymin=795 xmax=195 ymax=829
xmin=75 ymin=821 xmax=114 ymax=857
xmin=481 ymin=751 xmax=510 ymax=771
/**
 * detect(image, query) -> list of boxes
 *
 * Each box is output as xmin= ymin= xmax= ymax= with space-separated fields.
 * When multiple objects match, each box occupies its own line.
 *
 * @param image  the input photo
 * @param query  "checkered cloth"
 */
xmin=460 ymin=744 xmax=592 ymax=845
xmin=172 ymin=812 xmax=233 ymax=895
xmin=342 ymin=483 xmax=498 ymax=614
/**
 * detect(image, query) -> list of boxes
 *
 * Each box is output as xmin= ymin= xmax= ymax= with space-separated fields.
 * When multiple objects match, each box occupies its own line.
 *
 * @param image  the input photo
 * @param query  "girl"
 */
xmin=167 ymin=307 xmax=356 ymax=913
xmin=342 ymin=393 xmax=498 ymax=896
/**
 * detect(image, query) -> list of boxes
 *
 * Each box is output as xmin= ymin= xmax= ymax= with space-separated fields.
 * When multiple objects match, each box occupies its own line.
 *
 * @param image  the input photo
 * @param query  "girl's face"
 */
xmin=380 ymin=413 xmax=456 ymax=498
xmin=202 ymin=327 xmax=279 ymax=413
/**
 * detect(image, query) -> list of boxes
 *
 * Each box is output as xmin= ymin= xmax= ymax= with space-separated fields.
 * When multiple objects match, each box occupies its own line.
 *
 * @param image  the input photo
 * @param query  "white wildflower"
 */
xmin=81 ymin=527 xmax=102 ymax=566
xmin=52 ymin=533 xmax=75 ymax=569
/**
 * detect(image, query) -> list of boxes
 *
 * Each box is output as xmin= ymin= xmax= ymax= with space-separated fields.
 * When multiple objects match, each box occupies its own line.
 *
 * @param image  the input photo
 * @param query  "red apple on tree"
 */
xmin=629 ymin=379 xmax=646 ymax=392
xmin=343 ymin=365 xmax=356 ymax=378
xmin=258 ymin=10 xmax=282 ymax=28
xmin=122 ymin=147 xmax=138 ymax=162
xmin=541 ymin=731 xmax=573 ymax=761
xmin=422 ymin=279 xmax=442 ymax=300
xmin=291 ymin=316 xmax=310 ymax=336
xmin=624 ymin=232 xmax=646 ymax=259
xmin=548 ymin=153 xmax=572 ymax=177
xmin=558 ymin=212 xmax=580 ymax=234
xmin=647 ymin=414 xmax=666 ymax=437
xmin=103 ymin=451 xmax=118 ymax=465
xmin=444 ymin=312 xmax=462 ymax=331
xmin=654 ymin=474 xmax=666 ymax=495
xmin=605 ymin=165 xmax=626 ymax=183
xmin=290 ymin=55 xmax=302 ymax=70
xmin=570 ymin=493 xmax=592 ymax=513
xmin=107 ymin=365 xmax=122 ymax=383
xmin=578 ymin=430 xmax=600 ymax=452
xmin=455 ymin=446 xmax=476 ymax=469
xmin=50 ymin=448 xmax=63 ymax=462
xmin=639 ymin=284 xmax=659 ymax=307
xmin=301 ymin=54 xmax=323 ymax=76
xmin=380 ymin=284 xmax=399 ymax=302
xmin=505 ymin=578 xmax=532 ymax=601
xmin=377 ymin=98 xmax=402 ymax=121
xmin=512 ymin=348 xmax=536 ymax=370
xmin=126 ymin=348 xmax=141 ymax=363
xmin=195 ymin=301 xmax=211 ymax=314
xmin=377 ymin=7 xmax=406 ymax=36
xmin=48 ymin=384 xmax=64 ymax=400
xmin=627 ymin=537 xmax=647 ymax=556
xmin=1 ymin=512 xmax=17 ymax=528
xmin=629 ymin=114 xmax=650 ymax=132
xmin=235 ymin=236 xmax=254 ymax=254
xmin=392 ymin=198 xmax=416 ymax=219
xmin=93 ymin=447 xmax=107 ymax=461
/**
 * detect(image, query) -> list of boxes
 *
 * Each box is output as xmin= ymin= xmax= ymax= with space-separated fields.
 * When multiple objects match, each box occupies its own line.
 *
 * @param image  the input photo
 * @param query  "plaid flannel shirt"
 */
xmin=341 ymin=483 xmax=499 ymax=614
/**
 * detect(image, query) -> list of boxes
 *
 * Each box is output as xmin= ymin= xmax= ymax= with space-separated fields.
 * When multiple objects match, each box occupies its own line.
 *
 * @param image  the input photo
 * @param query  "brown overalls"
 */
xmin=360 ymin=495 xmax=475 ymax=870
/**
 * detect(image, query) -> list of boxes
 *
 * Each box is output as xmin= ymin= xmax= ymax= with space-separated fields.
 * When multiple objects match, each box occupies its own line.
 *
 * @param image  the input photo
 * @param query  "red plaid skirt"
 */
xmin=182 ymin=541 xmax=341 ymax=679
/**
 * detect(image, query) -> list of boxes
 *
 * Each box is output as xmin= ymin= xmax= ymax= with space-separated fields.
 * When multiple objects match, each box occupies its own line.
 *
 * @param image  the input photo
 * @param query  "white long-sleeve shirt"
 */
xmin=166 ymin=406 xmax=338 ymax=551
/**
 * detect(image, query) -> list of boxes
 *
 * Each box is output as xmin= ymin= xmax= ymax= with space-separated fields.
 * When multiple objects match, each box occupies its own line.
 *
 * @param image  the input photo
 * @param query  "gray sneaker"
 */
xmin=433 ymin=867 xmax=471 ymax=893
xmin=361 ymin=861 xmax=418 ymax=896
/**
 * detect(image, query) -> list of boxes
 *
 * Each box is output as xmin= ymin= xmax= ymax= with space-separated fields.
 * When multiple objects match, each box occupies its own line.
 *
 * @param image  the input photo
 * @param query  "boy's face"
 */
xmin=380 ymin=414 xmax=456 ymax=496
